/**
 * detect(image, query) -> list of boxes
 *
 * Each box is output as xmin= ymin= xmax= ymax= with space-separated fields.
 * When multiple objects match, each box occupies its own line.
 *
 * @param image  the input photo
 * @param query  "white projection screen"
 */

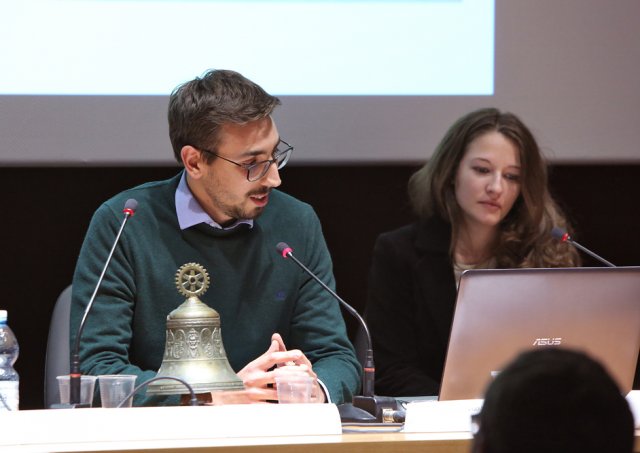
xmin=0 ymin=0 xmax=638 ymax=166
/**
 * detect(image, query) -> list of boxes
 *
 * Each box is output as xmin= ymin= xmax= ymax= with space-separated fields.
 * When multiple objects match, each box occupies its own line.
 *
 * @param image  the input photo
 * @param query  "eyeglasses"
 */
xmin=197 ymin=139 xmax=294 ymax=182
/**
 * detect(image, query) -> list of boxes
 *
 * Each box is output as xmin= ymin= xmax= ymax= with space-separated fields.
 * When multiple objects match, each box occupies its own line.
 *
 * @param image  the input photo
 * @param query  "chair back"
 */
xmin=44 ymin=285 xmax=72 ymax=408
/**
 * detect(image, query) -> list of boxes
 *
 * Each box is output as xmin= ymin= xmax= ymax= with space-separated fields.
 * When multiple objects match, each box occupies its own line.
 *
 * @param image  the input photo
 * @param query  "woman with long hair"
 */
xmin=367 ymin=107 xmax=580 ymax=396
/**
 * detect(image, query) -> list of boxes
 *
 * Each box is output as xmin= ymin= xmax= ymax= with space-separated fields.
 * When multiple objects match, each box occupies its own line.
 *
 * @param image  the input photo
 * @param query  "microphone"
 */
xmin=551 ymin=227 xmax=615 ymax=267
xmin=69 ymin=198 xmax=138 ymax=407
xmin=276 ymin=242 xmax=398 ymax=423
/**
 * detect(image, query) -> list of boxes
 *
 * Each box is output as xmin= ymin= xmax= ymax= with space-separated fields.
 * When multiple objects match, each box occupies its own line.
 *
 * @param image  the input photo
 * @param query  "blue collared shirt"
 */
xmin=175 ymin=171 xmax=253 ymax=231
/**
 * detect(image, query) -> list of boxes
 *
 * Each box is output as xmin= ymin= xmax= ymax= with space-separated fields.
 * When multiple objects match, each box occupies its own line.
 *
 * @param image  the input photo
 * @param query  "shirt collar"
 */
xmin=175 ymin=171 xmax=254 ymax=231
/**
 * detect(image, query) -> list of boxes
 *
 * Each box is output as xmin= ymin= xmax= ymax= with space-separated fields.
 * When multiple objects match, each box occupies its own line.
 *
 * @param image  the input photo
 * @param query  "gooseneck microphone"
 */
xmin=551 ymin=227 xmax=615 ymax=267
xmin=69 ymin=199 xmax=138 ymax=407
xmin=276 ymin=242 xmax=398 ymax=423
xmin=276 ymin=242 xmax=375 ymax=396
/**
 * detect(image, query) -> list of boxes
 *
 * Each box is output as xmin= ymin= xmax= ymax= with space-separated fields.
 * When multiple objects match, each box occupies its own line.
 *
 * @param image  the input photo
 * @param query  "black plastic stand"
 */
xmin=338 ymin=395 xmax=399 ymax=423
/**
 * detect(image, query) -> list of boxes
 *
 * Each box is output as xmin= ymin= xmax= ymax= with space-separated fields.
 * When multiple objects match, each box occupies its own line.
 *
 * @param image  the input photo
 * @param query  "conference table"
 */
xmin=3 ymin=431 xmax=473 ymax=453
xmin=3 ymin=431 xmax=640 ymax=453
xmin=1 ymin=404 xmax=638 ymax=453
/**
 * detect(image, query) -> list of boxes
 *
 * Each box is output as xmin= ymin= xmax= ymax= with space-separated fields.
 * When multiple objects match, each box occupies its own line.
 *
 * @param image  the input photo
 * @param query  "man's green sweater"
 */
xmin=70 ymin=172 xmax=360 ymax=405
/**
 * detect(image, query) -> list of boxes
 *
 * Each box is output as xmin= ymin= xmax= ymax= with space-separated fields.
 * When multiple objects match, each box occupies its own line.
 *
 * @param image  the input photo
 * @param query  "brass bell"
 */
xmin=147 ymin=263 xmax=245 ymax=396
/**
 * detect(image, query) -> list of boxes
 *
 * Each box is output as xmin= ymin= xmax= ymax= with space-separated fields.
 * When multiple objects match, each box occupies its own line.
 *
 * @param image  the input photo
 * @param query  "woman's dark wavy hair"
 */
xmin=408 ymin=107 xmax=579 ymax=267
xmin=168 ymin=69 xmax=281 ymax=165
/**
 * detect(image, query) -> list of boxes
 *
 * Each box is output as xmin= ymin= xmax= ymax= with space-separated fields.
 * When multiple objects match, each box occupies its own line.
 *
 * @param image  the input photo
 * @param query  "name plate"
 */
xmin=404 ymin=392 xmax=639 ymax=432
xmin=403 ymin=399 xmax=483 ymax=433
xmin=0 ymin=404 xmax=342 ymax=448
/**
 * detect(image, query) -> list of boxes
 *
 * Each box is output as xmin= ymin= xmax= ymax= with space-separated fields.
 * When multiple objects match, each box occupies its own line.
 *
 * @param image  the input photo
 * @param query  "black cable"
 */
xmin=116 ymin=376 xmax=199 ymax=408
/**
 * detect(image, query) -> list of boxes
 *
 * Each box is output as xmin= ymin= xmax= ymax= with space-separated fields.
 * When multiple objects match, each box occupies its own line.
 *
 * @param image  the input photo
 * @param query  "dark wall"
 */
xmin=2 ymin=164 xmax=639 ymax=409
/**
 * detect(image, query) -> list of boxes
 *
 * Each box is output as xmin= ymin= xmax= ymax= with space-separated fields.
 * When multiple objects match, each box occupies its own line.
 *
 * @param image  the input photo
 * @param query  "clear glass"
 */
xmin=57 ymin=375 xmax=97 ymax=407
xmin=275 ymin=374 xmax=313 ymax=404
xmin=99 ymin=374 xmax=137 ymax=408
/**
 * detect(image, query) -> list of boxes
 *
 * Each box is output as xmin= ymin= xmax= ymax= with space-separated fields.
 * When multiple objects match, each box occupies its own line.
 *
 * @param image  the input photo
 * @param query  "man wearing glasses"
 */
xmin=70 ymin=69 xmax=361 ymax=406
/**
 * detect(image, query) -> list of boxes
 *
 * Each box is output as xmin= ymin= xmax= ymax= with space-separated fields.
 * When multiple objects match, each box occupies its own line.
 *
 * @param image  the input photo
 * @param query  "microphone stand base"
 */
xmin=339 ymin=395 xmax=398 ymax=423
xmin=337 ymin=402 xmax=377 ymax=423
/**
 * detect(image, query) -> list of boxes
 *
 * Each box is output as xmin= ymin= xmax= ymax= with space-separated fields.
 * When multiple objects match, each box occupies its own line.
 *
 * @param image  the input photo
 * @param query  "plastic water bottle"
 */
xmin=0 ymin=310 xmax=19 ymax=411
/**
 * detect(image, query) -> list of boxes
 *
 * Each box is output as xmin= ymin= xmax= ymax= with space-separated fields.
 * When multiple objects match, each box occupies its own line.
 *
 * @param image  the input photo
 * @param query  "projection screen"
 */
xmin=0 ymin=0 xmax=638 ymax=165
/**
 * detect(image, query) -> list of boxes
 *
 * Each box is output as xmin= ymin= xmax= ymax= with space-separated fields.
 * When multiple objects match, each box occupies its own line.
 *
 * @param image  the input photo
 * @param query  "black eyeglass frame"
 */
xmin=197 ymin=139 xmax=294 ymax=182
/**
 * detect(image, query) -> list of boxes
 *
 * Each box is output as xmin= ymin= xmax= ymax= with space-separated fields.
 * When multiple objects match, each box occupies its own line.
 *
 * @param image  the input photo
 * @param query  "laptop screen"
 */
xmin=439 ymin=267 xmax=640 ymax=400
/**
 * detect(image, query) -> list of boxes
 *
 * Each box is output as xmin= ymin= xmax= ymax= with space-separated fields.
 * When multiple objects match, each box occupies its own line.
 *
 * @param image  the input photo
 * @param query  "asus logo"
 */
xmin=533 ymin=337 xmax=562 ymax=346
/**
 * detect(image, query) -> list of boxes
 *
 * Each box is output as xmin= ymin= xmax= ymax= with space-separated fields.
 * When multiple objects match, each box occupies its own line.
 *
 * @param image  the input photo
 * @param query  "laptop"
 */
xmin=439 ymin=266 xmax=640 ymax=400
